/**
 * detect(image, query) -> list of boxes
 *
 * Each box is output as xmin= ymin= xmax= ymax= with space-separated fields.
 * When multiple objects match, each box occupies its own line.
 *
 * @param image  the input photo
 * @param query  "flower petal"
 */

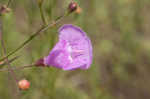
xmin=44 ymin=40 xmax=71 ymax=69
xmin=59 ymin=24 xmax=93 ymax=70
xmin=44 ymin=24 xmax=93 ymax=70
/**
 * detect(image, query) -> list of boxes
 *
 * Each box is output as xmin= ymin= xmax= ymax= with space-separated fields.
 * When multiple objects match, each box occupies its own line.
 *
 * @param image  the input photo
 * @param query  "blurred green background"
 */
xmin=0 ymin=0 xmax=150 ymax=99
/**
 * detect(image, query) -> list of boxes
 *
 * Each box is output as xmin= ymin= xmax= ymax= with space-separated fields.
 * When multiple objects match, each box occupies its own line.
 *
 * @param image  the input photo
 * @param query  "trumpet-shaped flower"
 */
xmin=41 ymin=24 xmax=92 ymax=70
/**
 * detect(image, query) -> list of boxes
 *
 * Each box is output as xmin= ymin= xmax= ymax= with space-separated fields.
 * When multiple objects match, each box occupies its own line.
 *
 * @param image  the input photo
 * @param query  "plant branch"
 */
xmin=0 ymin=19 xmax=20 ymax=99
xmin=39 ymin=5 xmax=47 ymax=25
xmin=7 ymin=0 xmax=12 ymax=7
xmin=0 ymin=19 xmax=18 ymax=84
xmin=0 ymin=64 xmax=35 ymax=72
xmin=0 ymin=56 xmax=19 ymax=66
xmin=0 ymin=11 xmax=69 ymax=62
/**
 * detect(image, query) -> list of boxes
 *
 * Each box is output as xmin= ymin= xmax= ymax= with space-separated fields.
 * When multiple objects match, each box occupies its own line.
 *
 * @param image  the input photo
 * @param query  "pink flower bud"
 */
xmin=68 ymin=1 xmax=78 ymax=13
xmin=0 ymin=5 xmax=11 ymax=15
xmin=18 ymin=79 xmax=30 ymax=90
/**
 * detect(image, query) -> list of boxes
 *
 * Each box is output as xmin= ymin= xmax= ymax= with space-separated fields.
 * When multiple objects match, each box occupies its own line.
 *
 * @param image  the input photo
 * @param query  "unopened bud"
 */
xmin=18 ymin=79 xmax=30 ymax=90
xmin=0 ymin=60 xmax=4 ymax=65
xmin=0 ymin=5 xmax=11 ymax=15
xmin=68 ymin=1 xmax=78 ymax=13
xmin=75 ymin=7 xmax=82 ymax=14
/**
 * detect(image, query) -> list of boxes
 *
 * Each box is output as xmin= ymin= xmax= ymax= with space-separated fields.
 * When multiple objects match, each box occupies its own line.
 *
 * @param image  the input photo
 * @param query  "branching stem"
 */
xmin=0 ymin=12 xmax=69 ymax=62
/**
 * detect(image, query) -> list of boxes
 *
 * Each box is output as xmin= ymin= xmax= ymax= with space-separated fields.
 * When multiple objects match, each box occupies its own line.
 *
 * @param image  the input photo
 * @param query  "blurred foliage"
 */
xmin=0 ymin=0 xmax=150 ymax=99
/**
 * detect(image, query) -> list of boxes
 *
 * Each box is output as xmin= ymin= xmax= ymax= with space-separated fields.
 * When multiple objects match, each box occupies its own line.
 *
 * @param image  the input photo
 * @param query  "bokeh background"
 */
xmin=0 ymin=0 xmax=150 ymax=99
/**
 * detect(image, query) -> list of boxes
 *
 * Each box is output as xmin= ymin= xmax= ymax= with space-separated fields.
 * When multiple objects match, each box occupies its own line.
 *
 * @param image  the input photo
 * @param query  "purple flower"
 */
xmin=42 ymin=24 xmax=92 ymax=70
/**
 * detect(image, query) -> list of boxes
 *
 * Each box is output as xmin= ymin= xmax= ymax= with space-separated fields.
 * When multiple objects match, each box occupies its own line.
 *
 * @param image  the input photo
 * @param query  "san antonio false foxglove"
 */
xmin=37 ymin=24 xmax=93 ymax=70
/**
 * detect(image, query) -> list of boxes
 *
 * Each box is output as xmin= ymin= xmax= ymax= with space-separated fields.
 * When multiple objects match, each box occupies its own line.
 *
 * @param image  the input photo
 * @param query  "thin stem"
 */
xmin=39 ymin=5 xmax=47 ymax=25
xmin=0 ymin=12 xmax=69 ymax=62
xmin=0 ymin=65 xmax=35 ymax=72
xmin=0 ymin=19 xmax=20 ymax=99
xmin=1 ymin=42 xmax=18 ymax=83
xmin=7 ymin=0 xmax=12 ymax=7
xmin=0 ymin=20 xmax=18 ymax=84
xmin=0 ymin=56 xmax=19 ymax=66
